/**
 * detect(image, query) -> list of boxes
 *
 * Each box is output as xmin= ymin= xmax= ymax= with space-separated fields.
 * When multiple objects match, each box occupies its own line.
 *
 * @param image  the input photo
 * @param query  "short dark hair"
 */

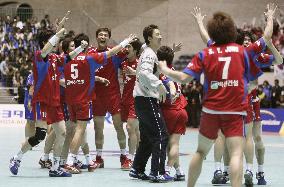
xmin=62 ymin=37 xmax=73 ymax=54
xmin=129 ymin=38 xmax=142 ymax=56
xmin=207 ymin=12 xmax=237 ymax=45
xmin=157 ymin=46 xmax=174 ymax=66
xmin=37 ymin=29 xmax=55 ymax=49
xmin=235 ymin=28 xmax=245 ymax=45
xmin=243 ymin=31 xmax=256 ymax=43
xmin=74 ymin=33 xmax=89 ymax=48
xmin=143 ymin=24 xmax=159 ymax=45
xmin=96 ymin=27 xmax=111 ymax=38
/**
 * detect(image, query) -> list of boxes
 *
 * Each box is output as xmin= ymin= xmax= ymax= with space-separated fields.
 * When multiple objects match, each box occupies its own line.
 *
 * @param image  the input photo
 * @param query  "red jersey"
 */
xmin=64 ymin=51 xmax=107 ymax=104
xmin=160 ymin=67 xmax=188 ymax=110
xmin=32 ymin=51 xmax=64 ymax=106
xmin=121 ymin=58 xmax=138 ymax=105
xmin=87 ymin=47 xmax=126 ymax=97
xmin=183 ymin=43 xmax=261 ymax=114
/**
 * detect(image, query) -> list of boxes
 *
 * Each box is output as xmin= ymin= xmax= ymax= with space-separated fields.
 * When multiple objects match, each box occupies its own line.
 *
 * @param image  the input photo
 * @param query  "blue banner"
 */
xmin=260 ymin=109 xmax=284 ymax=133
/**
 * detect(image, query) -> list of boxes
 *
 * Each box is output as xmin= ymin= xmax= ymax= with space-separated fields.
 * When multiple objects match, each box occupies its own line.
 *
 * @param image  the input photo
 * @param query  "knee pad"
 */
xmin=28 ymin=127 xmax=47 ymax=147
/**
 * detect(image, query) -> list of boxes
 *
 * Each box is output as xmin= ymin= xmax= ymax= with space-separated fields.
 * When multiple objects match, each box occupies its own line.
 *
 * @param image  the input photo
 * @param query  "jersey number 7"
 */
xmin=218 ymin=57 xmax=231 ymax=79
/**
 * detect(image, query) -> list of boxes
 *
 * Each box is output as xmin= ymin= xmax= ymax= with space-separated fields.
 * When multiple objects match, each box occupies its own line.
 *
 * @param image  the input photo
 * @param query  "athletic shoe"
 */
xmin=121 ymin=158 xmax=132 ymax=170
xmin=64 ymin=164 xmax=81 ymax=174
xmin=256 ymin=172 xmax=267 ymax=185
xmin=74 ymin=159 xmax=88 ymax=169
xmin=88 ymin=162 xmax=100 ymax=172
xmin=39 ymin=158 xmax=52 ymax=169
xmin=129 ymin=168 xmax=150 ymax=180
xmin=244 ymin=170 xmax=253 ymax=186
xmin=174 ymin=172 xmax=185 ymax=181
xmin=211 ymin=170 xmax=225 ymax=184
xmin=9 ymin=158 xmax=20 ymax=175
xmin=94 ymin=156 xmax=104 ymax=168
xmin=149 ymin=173 xmax=174 ymax=183
xmin=49 ymin=168 xmax=72 ymax=177
xmin=222 ymin=171 xmax=230 ymax=184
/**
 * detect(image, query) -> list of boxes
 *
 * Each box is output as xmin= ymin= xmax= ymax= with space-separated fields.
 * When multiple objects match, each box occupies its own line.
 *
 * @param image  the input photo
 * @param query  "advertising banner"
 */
xmin=260 ymin=109 xmax=284 ymax=133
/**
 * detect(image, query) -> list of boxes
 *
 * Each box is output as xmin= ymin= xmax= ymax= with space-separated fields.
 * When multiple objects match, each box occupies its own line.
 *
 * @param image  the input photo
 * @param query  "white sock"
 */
xmin=215 ymin=162 xmax=222 ymax=171
xmin=224 ymin=166 xmax=230 ymax=173
xmin=175 ymin=166 xmax=183 ymax=175
xmin=41 ymin=154 xmax=49 ymax=161
xmin=85 ymin=154 xmax=93 ymax=165
xmin=258 ymin=165 xmax=264 ymax=172
xmin=14 ymin=150 xmax=24 ymax=161
xmin=120 ymin=149 xmax=126 ymax=155
xmin=66 ymin=153 xmax=77 ymax=166
xmin=127 ymin=154 xmax=134 ymax=161
xmin=96 ymin=149 xmax=103 ymax=157
xmin=51 ymin=156 xmax=60 ymax=171
xmin=246 ymin=163 xmax=253 ymax=171
xmin=60 ymin=158 xmax=66 ymax=166
xmin=165 ymin=165 xmax=172 ymax=172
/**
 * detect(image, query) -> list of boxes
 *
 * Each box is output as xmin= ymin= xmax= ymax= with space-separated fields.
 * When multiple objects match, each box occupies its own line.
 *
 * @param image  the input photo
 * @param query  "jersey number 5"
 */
xmin=71 ymin=64 xmax=79 ymax=79
xmin=218 ymin=57 xmax=231 ymax=79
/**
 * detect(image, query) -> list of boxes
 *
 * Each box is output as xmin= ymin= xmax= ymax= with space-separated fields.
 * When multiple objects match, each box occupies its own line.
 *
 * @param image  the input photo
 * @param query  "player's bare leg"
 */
xmin=112 ymin=113 xmax=128 ymax=168
xmin=212 ymin=131 xmax=226 ymax=184
xmin=49 ymin=120 xmax=66 ymax=174
xmin=22 ymin=120 xmax=47 ymax=153
xmin=60 ymin=120 xmax=75 ymax=165
xmin=93 ymin=116 xmax=105 ymax=167
xmin=10 ymin=120 xmax=47 ymax=175
xmin=253 ymin=121 xmax=267 ymax=185
xmin=39 ymin=127 xmax=55 ymax=169
xmin=78 ymin=131 xmax=92 ymax=169
xmin=25 ymin=120 xmax=35 ymax=140
xmin=188 ymin=134 xmax=214 ymax=187
xmin=166 ymin=134 xmax=185 ymax=181
xmin=244 ymin=122 xmax=254 ymax=186
xmin=223 ymin=144 xmax=230 ymax=183
xmin=126 ymin=118 xmax=139 ymax=163
xmin=66 ymin=120 xmax=97 ymax=173
xmin=226 ymin=136 xmax=244 ymax=187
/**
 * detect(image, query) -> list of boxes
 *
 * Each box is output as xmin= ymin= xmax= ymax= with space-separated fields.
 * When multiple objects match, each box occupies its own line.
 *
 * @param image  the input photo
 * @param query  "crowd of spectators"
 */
xmin=0 ymin=14 xmax=54 ymax=103
xmin=257 ymin=79 xmax=284 ymax=108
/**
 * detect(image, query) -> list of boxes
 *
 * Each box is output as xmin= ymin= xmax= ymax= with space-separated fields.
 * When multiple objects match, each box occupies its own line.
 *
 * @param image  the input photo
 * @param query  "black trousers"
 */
xmin=132 ymin=96 xmax=169 ymax=176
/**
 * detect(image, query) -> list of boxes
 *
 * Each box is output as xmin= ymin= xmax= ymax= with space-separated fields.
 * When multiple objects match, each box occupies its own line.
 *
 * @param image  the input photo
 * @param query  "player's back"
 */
xmin=201 ymin=43 xmax=249 ymax=113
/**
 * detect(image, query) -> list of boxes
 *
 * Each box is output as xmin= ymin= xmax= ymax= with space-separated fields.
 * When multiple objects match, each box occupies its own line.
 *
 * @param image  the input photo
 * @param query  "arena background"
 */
xmin=0 ymin=1 xmax=284 ymax=186
xmin=0 ymin=0 xmax=279 ymax=53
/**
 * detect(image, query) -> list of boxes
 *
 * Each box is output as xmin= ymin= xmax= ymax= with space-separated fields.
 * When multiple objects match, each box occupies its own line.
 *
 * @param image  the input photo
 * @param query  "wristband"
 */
xmin=74 ymin=46 xmax=84 ymax=55
xmin=48 ymin=35 xmax=59 ymax=47
xmin=119 ymin=39 xmax=130 ymax=48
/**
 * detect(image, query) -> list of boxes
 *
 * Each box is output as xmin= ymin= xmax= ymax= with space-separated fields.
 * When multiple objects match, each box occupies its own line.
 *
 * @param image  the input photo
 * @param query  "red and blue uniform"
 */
xmin=24 ymin=73 xmax=34 ymax=120
xmin=160 ymin=68 xmax=188 ymax=135
xmin=183 ymin=43 xmax=261 ymax=139
xmin=64 ymin=51 xmax=107 ymax=121
xmin=120 ymin=58 xmax=138 ymax=122
xmin=87 ymin=47 xmax=126 ymax=116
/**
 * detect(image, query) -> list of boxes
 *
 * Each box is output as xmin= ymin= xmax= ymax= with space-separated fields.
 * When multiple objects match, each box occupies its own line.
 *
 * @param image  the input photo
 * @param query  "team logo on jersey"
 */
xmin=210 ymin=80 xmax=239 ymax=89
xmin=210 ymin=81 xmax=219 ymax=89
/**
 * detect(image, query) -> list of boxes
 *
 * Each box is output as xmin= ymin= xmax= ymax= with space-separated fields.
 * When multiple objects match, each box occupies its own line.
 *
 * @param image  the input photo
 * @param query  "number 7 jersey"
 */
xmin=183 ymin=43 xmax=262 ymax=114
xmin=64 ymin=51 xmax=107 ymax=105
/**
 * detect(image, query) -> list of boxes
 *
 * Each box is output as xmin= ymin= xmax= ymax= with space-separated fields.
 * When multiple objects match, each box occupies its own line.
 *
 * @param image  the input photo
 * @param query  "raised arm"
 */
xmin=158 ymin=61 xmax=193 ymax=84
xmin=41 ymin=28 xmax=66 ymax=58
xmin=69 ymin=40 xmax=88 ymax=59
xmin=266 ymin=39 xmax=283 ymax=65
xmin=191 ymin=7 xmax=210 ymax=44
xmin=263 ymin=3 xmax=277 ymax=43
xmin=105 ymin=34 xmax=137 ymax=58
xmin=55 ymin=11 xmax=71 ymax=33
